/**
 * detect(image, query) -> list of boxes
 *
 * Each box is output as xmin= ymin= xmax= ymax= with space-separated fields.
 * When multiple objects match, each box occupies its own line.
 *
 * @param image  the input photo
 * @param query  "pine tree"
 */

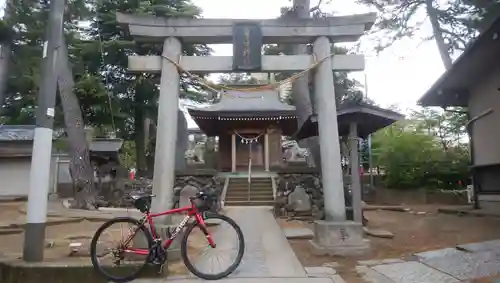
xmin=81 ymin=0 xmax=211 ymax=175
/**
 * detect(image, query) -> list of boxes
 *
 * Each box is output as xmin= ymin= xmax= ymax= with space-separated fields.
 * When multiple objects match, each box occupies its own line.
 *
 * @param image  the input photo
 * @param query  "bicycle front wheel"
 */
xmin=181 ymin=213 xmax=245 ymax=280
xmin=90 ymin=217 xmax=153 ymax=283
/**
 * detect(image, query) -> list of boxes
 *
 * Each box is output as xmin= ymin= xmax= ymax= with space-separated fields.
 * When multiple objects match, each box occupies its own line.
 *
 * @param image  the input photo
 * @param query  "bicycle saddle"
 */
xmin=131 ymin=194 xmax=155 ymax=213
xmin=131 ymin=194 xmax=156 ymax=200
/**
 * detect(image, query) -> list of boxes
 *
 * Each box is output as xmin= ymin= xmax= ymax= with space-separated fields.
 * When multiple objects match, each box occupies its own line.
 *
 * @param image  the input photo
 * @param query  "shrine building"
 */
xmin=187 ymin=88 xmax=297 ymax=173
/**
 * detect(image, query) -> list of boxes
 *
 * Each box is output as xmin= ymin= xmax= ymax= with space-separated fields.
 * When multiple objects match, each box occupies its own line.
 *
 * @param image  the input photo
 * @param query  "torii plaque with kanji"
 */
xmin=232 ymin=22 xmax=262 ymax=71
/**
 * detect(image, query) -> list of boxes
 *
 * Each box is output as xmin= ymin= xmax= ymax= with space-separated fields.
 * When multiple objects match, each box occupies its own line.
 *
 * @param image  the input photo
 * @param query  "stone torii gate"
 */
xmin=116 ymin=12 xmax=376 ymax=255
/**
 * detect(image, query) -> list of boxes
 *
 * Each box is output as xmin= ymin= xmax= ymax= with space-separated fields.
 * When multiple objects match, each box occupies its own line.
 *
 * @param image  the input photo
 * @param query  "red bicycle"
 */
xmin=90 ymin=190 xmax=245 ymax=282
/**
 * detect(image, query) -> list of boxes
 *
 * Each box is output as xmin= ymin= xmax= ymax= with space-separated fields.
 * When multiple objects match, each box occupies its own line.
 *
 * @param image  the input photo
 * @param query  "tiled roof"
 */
xmin=0 ymin=125 xmax=123 ymax=152
xmin=0 ymin=125 xmax=41 ymax=141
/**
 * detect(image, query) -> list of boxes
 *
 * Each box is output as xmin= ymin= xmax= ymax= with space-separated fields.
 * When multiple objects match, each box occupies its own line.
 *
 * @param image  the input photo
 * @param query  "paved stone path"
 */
xmin=224 ymin=206 xmax=306 ymax=278
xmin=129 ymin=206 xmax=345 ymax=283
xmin=357 ymin=239 xmax=500 ymax=283
xmin=130 ymin=278 xmax=338 ymax=283
xmin=125 ymin=205 xmax=500 ymax=283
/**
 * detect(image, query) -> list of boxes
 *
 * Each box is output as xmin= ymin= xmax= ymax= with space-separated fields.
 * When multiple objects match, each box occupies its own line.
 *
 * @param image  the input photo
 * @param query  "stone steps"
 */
xmin=226 ymin=191 xmax=273 ymax=197
xmin=227 ymin=186 xmax=273 ymax=193
xmin=225 ymin=200 xmax=275 ymax=206
xmin=225 ymin=177 xmax=274 ymax=206
xmin=225 ymin=195 xmax=274 ymax=201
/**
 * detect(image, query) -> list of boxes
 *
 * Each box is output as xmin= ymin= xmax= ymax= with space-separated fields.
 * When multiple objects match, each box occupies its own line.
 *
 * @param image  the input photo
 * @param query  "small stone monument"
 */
xmin=179 ymin=185 xmax=199 ymax=208
xmin=175 ymin=109 xmax=188 ymax=170
xmin=287 ymin=185 xmax=312 ymax=212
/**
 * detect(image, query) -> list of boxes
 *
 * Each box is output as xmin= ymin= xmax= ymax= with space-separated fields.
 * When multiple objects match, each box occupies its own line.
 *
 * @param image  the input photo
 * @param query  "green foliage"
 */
xmin=2 ymin=0 xmax=95 ymax=125
xmin=0 ymin=20 xmax=14 ymax=42
xmin=357 ymin=0 xmax=500 ymax=54
xmin=262 ymin=44 xmax=369 ymax=106
xmin=120 ymin=140 xmax=136 ymax=169
xmin=465 ymin=0 xmax=500 ymax=32
xmin=372 ymin=110 xmax=470 ymax=190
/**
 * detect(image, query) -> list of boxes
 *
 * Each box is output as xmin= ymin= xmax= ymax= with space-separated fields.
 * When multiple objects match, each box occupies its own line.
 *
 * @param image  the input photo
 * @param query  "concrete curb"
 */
xmin=0 ymin=260 xmax=166 ymax=283
xmin=0 ymin=217 xmax=84 ymax=230
xmin=438 ymin=207 xmax=500 ymax=218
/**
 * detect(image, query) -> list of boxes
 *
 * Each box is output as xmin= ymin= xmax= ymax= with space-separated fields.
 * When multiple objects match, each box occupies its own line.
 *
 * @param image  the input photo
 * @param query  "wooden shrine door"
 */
xmin=235 ymin=134 xmax=264 ymax=171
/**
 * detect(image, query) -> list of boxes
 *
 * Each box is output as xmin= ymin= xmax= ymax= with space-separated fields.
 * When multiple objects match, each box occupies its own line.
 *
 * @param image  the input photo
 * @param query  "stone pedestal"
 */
xmin=309 ymin=220 xmax=370 ymax=256
xmin=132 ymin=215 xmax=182 ymax=261
xmin=158 ymin=226 xmax=182 ymax=261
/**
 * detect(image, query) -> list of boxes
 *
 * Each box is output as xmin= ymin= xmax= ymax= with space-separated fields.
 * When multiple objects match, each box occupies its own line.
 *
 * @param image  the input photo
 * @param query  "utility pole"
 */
xmin=23 ymin=0 xmax=65 ymax=262
xmin=0 ymin=0 xmax=14 ymax=114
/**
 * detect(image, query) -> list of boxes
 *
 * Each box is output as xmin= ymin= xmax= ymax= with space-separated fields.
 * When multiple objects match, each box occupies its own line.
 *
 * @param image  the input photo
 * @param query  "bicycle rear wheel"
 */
xmin=181 ymin=213 xmax=245 ymax=280
xmin=90 ymin=217 xmax=153 ymax=283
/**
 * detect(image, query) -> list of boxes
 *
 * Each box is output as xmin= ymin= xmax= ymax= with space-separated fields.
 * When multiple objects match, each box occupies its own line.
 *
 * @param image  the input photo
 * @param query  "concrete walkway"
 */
xmin=223 ymin=206 xmax=306 ymax=278
xmin=128 ymin=206 xmax=342 ymax=283
xmin=357 ymin=239 xmax=500 ymax=283
xmin=130 ymin=278 xmax=337 ymax=283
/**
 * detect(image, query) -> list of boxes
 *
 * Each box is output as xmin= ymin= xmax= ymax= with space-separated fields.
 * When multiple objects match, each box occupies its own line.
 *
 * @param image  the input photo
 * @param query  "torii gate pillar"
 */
xmin=116 ymin=11 xmax=378 ymax=257
xmin=308 ymin=36 xmax=370 ymax=256
xmin=151 ymin=37 xmax=181 ymax=229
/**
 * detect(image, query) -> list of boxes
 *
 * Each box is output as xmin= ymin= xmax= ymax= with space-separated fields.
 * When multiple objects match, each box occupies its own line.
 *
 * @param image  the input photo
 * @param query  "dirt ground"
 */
xmin=4 ymin=201 xmax=500 ymax=281
xmin=0 ymin=201 xmax=108 ymax=262
xmin=279 ymin=205 xmax=500 ymax=283
xmin=0 ymin=201 xmax=221 ymax=276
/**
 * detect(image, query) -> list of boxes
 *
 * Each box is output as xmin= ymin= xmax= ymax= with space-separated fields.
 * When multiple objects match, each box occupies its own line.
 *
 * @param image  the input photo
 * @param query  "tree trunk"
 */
xmin=57 ymin=34 xmax=97 ymax=210
xmin=425 ymin=0 xmax=453 ymax=70
xmin=290 ymin=0 xmax=322 ymax=171
xmin=134 ymin=84 xmax=147 ymax=177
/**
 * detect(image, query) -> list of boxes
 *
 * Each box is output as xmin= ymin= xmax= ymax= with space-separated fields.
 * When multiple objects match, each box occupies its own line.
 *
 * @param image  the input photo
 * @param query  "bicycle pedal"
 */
xmin=157 ymin=263 xmax=165 ymax=274
xmin=147 ymin=259 xmax=160 ymax=265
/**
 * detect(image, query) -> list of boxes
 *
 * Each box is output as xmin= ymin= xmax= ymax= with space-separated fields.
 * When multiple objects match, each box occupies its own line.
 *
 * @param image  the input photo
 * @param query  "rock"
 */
xmin=65 ymin=234 xmax=92 ymax=241
xmin=363 ymin=227 xmax=394 ymax=239
xmin=315 ymin=209 xmax=325 ymax=220
xmin=68 ymin=242 xmax=84 ymax=256
xmin=322 ymin=262 xmax=341 ymax=269
xmin=283 ymin=228 xmax=314 ymax=240
xmin=62 ymin=198 xmax=72 ymax=209
xmin=312 ymin=199 xmax=324 ymax=208
xmin=287 ymin=185 xmax=312 ymax=212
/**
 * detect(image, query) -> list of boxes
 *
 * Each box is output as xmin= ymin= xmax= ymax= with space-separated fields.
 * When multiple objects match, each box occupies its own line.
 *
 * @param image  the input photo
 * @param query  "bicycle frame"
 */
xmin=122 ymin=202 xmax=216 ymax=256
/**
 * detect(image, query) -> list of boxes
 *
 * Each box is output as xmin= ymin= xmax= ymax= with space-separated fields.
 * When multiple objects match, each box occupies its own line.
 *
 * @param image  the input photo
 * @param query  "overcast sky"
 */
xmin=186 ymin=0 xmax=445 ymax=128
xmin=0 ymin=0 xmax=447 ymax=129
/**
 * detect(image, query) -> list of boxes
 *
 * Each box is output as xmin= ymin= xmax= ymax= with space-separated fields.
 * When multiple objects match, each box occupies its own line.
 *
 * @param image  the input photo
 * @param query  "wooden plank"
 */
xmin=128 ymin=54 xmax=365 ymax=73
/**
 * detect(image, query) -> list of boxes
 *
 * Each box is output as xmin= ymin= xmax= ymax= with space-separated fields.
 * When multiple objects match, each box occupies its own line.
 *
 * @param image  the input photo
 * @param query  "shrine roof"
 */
xmin=293 ymin=102 xmax=404 ymax=139
xmin=187 ymin=89 xmax=296 ymax=118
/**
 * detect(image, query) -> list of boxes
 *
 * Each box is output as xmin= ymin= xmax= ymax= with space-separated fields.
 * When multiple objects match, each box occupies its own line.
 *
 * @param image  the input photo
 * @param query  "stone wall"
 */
xmin=274 ymin=170 xmax=468 ymax=220
xmin=56 ymin=169 xmax=225 ymax=211
xmin=274 ymin=171 xmax=324 ymax=219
